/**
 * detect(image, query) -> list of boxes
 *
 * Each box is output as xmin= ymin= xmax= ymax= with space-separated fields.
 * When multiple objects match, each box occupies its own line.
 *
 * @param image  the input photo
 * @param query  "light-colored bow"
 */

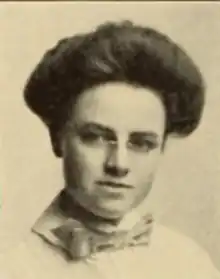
xmin=52 ymin=213 xmax=153 ymax=260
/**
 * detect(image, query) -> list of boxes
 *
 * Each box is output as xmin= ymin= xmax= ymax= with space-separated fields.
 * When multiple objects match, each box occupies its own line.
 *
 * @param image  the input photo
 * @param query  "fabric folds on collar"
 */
xmin=32 ymin=190 xmax=154 ymax=260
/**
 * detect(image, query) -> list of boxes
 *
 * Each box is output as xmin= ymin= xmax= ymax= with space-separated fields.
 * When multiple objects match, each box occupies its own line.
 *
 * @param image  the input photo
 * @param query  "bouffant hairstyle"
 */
xmin=24 ymin=21 xmax=205 ymax=155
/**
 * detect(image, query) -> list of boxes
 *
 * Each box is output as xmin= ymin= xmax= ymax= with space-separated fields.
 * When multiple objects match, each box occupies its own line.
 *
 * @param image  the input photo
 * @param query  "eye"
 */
xmin=128 ymin=137 xmax=158 ymax=152
xmin=79 ymin=130 xmax=117 ymax=147
xmin=79 ymin=131 xmax=106 ymax=145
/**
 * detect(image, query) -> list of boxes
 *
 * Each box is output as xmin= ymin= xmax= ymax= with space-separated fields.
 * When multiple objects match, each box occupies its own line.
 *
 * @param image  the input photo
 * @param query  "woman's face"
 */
xmin=60 ymin=82 xmax=166 ymax=219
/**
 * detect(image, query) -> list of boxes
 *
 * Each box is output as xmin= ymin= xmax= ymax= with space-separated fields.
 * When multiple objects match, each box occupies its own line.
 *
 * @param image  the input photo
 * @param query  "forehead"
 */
xmin=72 ymin=82 xmax=165 ymax=134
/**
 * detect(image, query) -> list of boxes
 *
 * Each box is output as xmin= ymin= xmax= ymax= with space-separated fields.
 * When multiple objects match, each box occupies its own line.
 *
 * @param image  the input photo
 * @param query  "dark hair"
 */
xmin=24 ymin=20 xmax=205 ymax=142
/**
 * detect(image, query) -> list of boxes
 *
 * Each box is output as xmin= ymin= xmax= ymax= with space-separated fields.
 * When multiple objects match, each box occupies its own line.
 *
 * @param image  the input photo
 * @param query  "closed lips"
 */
xmin=97 ymin=181 xmax=133 ymax=189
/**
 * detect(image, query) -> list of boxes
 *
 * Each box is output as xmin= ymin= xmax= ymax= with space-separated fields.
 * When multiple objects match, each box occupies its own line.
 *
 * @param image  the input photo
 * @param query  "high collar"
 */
xmin=32 ymin=189 xmax=154 ymax=259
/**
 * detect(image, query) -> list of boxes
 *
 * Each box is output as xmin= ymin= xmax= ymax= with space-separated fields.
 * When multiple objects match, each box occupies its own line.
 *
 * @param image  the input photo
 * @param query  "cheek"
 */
xmin=130 ymin=148 xmax=162 ymax=179
xmin=63 ymin=139 xmax=105 ymax=182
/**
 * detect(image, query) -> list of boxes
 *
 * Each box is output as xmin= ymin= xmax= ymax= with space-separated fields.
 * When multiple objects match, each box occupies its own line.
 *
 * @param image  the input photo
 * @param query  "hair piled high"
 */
xmin=24 ymin=21 xmax=205 ymax=138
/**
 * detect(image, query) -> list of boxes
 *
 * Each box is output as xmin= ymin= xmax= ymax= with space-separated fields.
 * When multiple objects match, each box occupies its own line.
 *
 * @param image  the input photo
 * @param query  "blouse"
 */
xmin=0 ymin=191 xmax=219 ymax=279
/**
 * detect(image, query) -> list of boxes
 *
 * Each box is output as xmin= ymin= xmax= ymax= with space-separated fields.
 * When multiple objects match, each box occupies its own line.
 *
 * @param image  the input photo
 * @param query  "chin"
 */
xmin=92 ymin=204 xmax=129 ymax=220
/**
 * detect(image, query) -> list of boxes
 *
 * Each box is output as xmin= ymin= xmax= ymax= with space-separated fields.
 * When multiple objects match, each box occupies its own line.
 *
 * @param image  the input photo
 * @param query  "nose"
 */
xmin=104 ymin=143 xmax=130 ymax=178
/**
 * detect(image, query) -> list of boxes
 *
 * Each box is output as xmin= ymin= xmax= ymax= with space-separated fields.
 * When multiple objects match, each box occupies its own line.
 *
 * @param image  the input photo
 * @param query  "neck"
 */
xmin=58 ymin=190 xmax=122 ymax=234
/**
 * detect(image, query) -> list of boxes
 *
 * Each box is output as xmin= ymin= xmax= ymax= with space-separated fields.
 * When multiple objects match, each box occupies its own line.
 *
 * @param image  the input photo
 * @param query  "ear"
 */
xmin=49 ymin=128 xmax=62 ymax=158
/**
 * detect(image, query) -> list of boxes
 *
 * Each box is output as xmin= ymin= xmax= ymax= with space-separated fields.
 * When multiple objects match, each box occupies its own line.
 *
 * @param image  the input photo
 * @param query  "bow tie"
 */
xmin=51 ymin=213 xmax=154 ymax=260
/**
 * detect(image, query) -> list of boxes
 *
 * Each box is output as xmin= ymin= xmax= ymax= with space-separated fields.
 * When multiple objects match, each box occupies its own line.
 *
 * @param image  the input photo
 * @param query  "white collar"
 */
xmin=32 ymin=190 xmax=154 ymax=254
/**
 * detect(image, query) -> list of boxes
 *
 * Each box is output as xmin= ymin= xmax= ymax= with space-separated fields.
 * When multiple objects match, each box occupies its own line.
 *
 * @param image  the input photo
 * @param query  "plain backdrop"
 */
xmin=0 ymin=1 xmax=220 ymax=270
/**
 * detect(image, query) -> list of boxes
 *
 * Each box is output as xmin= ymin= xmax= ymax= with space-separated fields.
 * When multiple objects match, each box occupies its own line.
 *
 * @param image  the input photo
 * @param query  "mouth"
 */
xmin=96 ymin=180 xmax=133 ymax=189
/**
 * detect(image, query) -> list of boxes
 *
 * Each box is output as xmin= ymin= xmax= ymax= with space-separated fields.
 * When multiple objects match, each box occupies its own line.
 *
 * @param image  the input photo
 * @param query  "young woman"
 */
xmin=1 ymin=21 xmax=219 ymax=279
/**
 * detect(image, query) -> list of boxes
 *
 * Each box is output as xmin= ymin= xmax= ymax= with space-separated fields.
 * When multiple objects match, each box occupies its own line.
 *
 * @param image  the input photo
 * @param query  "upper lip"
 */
xmin=97 ymin=180 xmax=133 ymax=189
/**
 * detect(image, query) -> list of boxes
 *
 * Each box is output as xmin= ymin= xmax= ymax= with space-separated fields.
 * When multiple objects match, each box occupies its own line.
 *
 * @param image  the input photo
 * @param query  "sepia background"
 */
xmin=0 ymin=2 xmax=219 ymax=270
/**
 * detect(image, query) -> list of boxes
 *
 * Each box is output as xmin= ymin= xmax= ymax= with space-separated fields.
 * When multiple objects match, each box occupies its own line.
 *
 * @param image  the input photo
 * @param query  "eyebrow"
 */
xmin=78 ymin=122 xmax=159 ymax=141
xmin=78 ymin=122 xmax=115 ymax=135
xmin=130 ymin=131 xmax=159 ymax=139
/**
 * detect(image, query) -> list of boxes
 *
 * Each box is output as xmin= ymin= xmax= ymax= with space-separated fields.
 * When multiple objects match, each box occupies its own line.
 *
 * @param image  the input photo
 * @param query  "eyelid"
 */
xmin=78 ymin=124 xmax=108 ymax=133
xmin=128 ymin=137 xmax=159 ymax=150
xmin=130 ymin=134 xmax=159 ymax=144
xmin=77 ymin=127 xmax=117 ymax=146
xmin=84 ymin=127 xmax=116 ymax=140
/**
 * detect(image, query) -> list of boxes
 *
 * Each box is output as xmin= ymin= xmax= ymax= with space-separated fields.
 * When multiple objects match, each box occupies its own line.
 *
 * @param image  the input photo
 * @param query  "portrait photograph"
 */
xmin=0 ymin=2 xmax=220 ymax=279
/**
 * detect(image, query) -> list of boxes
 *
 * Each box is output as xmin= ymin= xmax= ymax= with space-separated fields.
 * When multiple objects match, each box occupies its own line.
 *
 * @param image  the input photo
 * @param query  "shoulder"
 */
xmin=153 ymin=222 xmax=204 ymax=255
xmin=150 ymin=223 xmax=220 ymax=279
xmin=0 ymin=231 xmax=68 ymax=279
